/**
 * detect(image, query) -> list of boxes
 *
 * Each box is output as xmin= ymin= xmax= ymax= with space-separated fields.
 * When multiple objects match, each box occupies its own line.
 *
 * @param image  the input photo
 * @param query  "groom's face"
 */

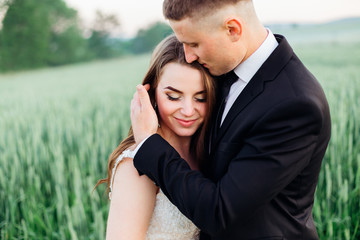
xmin=170 ymin=17 xmax=239 ymax=76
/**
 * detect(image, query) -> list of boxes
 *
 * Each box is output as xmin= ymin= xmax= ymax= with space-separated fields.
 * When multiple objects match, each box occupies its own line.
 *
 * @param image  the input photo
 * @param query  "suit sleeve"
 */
xmin=133 ymin=97 xmax=325 ymax=236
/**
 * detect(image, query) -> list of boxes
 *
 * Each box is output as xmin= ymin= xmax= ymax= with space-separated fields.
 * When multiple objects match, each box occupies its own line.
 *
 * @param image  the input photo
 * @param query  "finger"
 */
xmin=130 ymin=92 xmax=140 ymax=116
xmin=136 ymin=84 xmax=152 ymax=110
xmin=133 ymin=91 xmax=139 ymax=105
xmin=143 ymin=83 xmax=151 ymax=91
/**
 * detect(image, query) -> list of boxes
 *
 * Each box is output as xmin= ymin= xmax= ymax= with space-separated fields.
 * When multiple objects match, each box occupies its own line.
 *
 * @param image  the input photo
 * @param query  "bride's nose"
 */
xmin=180 ymin=99 xmax=195 ymax=117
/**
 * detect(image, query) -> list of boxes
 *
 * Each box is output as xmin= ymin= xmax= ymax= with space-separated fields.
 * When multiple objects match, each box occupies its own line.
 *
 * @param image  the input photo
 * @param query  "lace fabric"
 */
xmin=109 ymin=151 xmax=200 ymax=240
xmin=145 ymin=190 xmax=199 ymax=240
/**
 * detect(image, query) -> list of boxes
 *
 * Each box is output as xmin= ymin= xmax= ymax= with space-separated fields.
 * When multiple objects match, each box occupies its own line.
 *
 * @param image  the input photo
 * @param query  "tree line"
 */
xmin=0 ymin=0 xmax=172 ymax=72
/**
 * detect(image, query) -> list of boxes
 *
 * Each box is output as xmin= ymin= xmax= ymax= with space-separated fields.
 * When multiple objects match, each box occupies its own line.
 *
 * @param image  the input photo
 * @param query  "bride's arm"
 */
xmin=106 ymin=157 xmax=158 ymax=240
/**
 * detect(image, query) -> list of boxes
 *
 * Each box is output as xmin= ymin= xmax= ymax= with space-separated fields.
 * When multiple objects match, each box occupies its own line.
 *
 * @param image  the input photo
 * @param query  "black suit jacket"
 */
xmin=134 ymin=35 xmax=331 ymax=240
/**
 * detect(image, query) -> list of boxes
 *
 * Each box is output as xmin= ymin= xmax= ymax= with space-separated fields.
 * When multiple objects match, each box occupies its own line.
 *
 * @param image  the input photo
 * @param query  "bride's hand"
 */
xmin=131 ymin=84 xmax=158 ymax=145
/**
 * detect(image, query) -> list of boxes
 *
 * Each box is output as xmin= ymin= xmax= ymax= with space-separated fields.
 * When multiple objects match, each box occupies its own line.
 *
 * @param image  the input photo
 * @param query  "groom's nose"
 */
xmin=183 ymin=44 xmax=198 ymax=63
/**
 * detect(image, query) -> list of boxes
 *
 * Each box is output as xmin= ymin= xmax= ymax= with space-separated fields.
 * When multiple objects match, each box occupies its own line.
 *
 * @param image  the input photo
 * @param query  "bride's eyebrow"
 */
xmin=164 ymin=86 xmax=182 ymax=93
xmin=164 ymin=86 xmax=206 ymax=95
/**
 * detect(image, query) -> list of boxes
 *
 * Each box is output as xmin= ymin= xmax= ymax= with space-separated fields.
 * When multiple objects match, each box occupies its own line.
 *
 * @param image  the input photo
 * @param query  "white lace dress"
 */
xmin=109 ymin=150 xmax=200 ymax=240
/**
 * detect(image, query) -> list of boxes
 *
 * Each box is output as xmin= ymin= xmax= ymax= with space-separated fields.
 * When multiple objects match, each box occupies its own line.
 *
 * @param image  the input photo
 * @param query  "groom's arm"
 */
xmin=132 ymin=99 xmax=327 ymax=237
xmin=130 ymin=83 xmax=329 ymax=236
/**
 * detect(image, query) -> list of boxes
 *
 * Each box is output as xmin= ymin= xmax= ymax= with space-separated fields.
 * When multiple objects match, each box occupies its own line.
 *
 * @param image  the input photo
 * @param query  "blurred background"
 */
xmin=0 ymin=0 xmax=359 ymax=239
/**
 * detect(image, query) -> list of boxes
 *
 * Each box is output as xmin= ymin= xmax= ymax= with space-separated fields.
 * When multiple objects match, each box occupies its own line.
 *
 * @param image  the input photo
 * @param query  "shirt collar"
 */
xmin=233 ymin=28 xmax=278 ymax=83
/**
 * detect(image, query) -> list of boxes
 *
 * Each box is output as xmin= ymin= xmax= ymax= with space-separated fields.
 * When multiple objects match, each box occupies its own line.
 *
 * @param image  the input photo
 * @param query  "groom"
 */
xmin=130 ymin=0 xmax=331 ymax=239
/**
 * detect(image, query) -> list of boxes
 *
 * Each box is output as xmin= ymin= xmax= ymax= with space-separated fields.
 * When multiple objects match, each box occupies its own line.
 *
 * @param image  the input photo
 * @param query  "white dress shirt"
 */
xmin=220 ymin=29 xmax=279 ymax=125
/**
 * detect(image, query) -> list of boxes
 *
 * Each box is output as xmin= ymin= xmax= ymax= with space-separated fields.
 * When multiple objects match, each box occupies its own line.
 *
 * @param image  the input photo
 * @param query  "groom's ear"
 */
xmin=224 ymin=18 xmax=242 ymax=42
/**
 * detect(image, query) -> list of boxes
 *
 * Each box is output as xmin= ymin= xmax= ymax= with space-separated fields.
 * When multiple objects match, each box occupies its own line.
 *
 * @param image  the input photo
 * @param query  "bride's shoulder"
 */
xmin=112 ymin=149 xmax=137 ymax=181
xmin=110 ymin=148 xmax=157 ymax=199
xmin=113 ymin=156 xmax=135 ymax=178
xmin=109 ymin=148 xmax=136 ymax=199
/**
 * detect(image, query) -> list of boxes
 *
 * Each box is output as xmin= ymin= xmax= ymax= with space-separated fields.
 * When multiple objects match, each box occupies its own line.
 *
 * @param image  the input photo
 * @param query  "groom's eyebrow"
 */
xmin=164 ymin=86 xmax=206 ymax=95
xmin=182 ymin=41 xmax=197 ymax=46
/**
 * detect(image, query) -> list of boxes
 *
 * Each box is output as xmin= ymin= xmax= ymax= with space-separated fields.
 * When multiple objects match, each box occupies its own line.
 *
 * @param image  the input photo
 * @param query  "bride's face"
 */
xmin=155 ymin=62 xmax=207 ymax=138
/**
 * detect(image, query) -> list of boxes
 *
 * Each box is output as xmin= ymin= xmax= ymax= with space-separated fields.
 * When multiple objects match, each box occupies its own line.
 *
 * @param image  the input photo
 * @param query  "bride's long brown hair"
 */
xmin=95 ymin=34 xmax=215 ymax=198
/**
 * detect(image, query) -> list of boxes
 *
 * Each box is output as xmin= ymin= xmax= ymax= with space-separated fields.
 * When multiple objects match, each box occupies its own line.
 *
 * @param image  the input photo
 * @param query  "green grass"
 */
xmin=1 ymin=40 xmax=359 ymax=239
xmin=294 ymin=42 xmax=360 ymax=240
xmin=0 ymin=55 xmax=150 ymax=239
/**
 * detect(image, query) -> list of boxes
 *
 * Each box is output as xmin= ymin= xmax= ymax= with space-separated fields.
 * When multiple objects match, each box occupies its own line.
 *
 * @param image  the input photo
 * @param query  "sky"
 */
xmin=64 ymin=0 xmax=360 ymax=37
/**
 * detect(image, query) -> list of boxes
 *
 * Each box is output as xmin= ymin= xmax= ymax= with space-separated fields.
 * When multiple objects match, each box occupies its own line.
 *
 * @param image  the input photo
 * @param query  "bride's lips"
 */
xmin=175 ymin=118 xmax=197 ymax=127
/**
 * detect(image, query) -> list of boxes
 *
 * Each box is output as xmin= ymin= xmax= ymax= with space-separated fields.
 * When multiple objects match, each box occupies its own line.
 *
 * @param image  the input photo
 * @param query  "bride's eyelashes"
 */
xmin=165 ymin=93 xmax=207 ymax=102
xmin=166 ymin=93 xmax=180 ymax=101
xmin=195 ymin=97 xmax=206 ymax=103
xmin=194 ymin=93 xmax=207 ymax=103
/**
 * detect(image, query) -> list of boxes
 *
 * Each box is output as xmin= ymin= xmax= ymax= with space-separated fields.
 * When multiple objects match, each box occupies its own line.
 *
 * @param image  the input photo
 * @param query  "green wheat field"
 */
xmin=1 ymin=23 xmax=360 ymax=239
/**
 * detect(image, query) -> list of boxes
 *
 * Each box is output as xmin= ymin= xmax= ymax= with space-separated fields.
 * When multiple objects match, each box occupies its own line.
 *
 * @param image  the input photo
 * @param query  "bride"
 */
xmin=96 ymin=34 xmax=215 ymax=239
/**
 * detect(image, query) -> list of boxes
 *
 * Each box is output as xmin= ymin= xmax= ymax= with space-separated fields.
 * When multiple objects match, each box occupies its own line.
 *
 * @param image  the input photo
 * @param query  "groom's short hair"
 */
xmin=163 ymin=0 xmax=246 ymax=20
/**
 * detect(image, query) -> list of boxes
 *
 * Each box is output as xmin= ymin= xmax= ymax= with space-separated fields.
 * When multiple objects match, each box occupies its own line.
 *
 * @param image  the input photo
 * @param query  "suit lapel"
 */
xmin=212 ymin=35 xmax=294 ymax=149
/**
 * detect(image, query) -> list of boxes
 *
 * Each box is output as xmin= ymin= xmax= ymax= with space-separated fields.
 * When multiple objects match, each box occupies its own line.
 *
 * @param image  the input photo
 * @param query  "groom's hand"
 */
xmin=131 ymin=84 xmax=158 ymax=145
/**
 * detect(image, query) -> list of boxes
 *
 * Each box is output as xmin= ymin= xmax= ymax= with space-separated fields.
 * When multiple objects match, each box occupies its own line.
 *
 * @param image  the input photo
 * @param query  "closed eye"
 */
xmin=194 ymin=93 xmax=207 ymax=102
xmin=195 ymin=97 xmax=206 ymax=103
xmin=166 ymin=93 xmax=180 ymax=101
xmin=184 ymin=42 xmax=198 ymax=48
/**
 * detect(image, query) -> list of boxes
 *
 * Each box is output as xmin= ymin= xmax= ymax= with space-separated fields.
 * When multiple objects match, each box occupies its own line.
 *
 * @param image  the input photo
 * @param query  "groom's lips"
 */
xmin=175 ymin=118 xmax=197 ymax=127
xmin=199 ymin=61 xmax=207 ymax=68
xmin=201 ymin=63 xmax=208 ymax=68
